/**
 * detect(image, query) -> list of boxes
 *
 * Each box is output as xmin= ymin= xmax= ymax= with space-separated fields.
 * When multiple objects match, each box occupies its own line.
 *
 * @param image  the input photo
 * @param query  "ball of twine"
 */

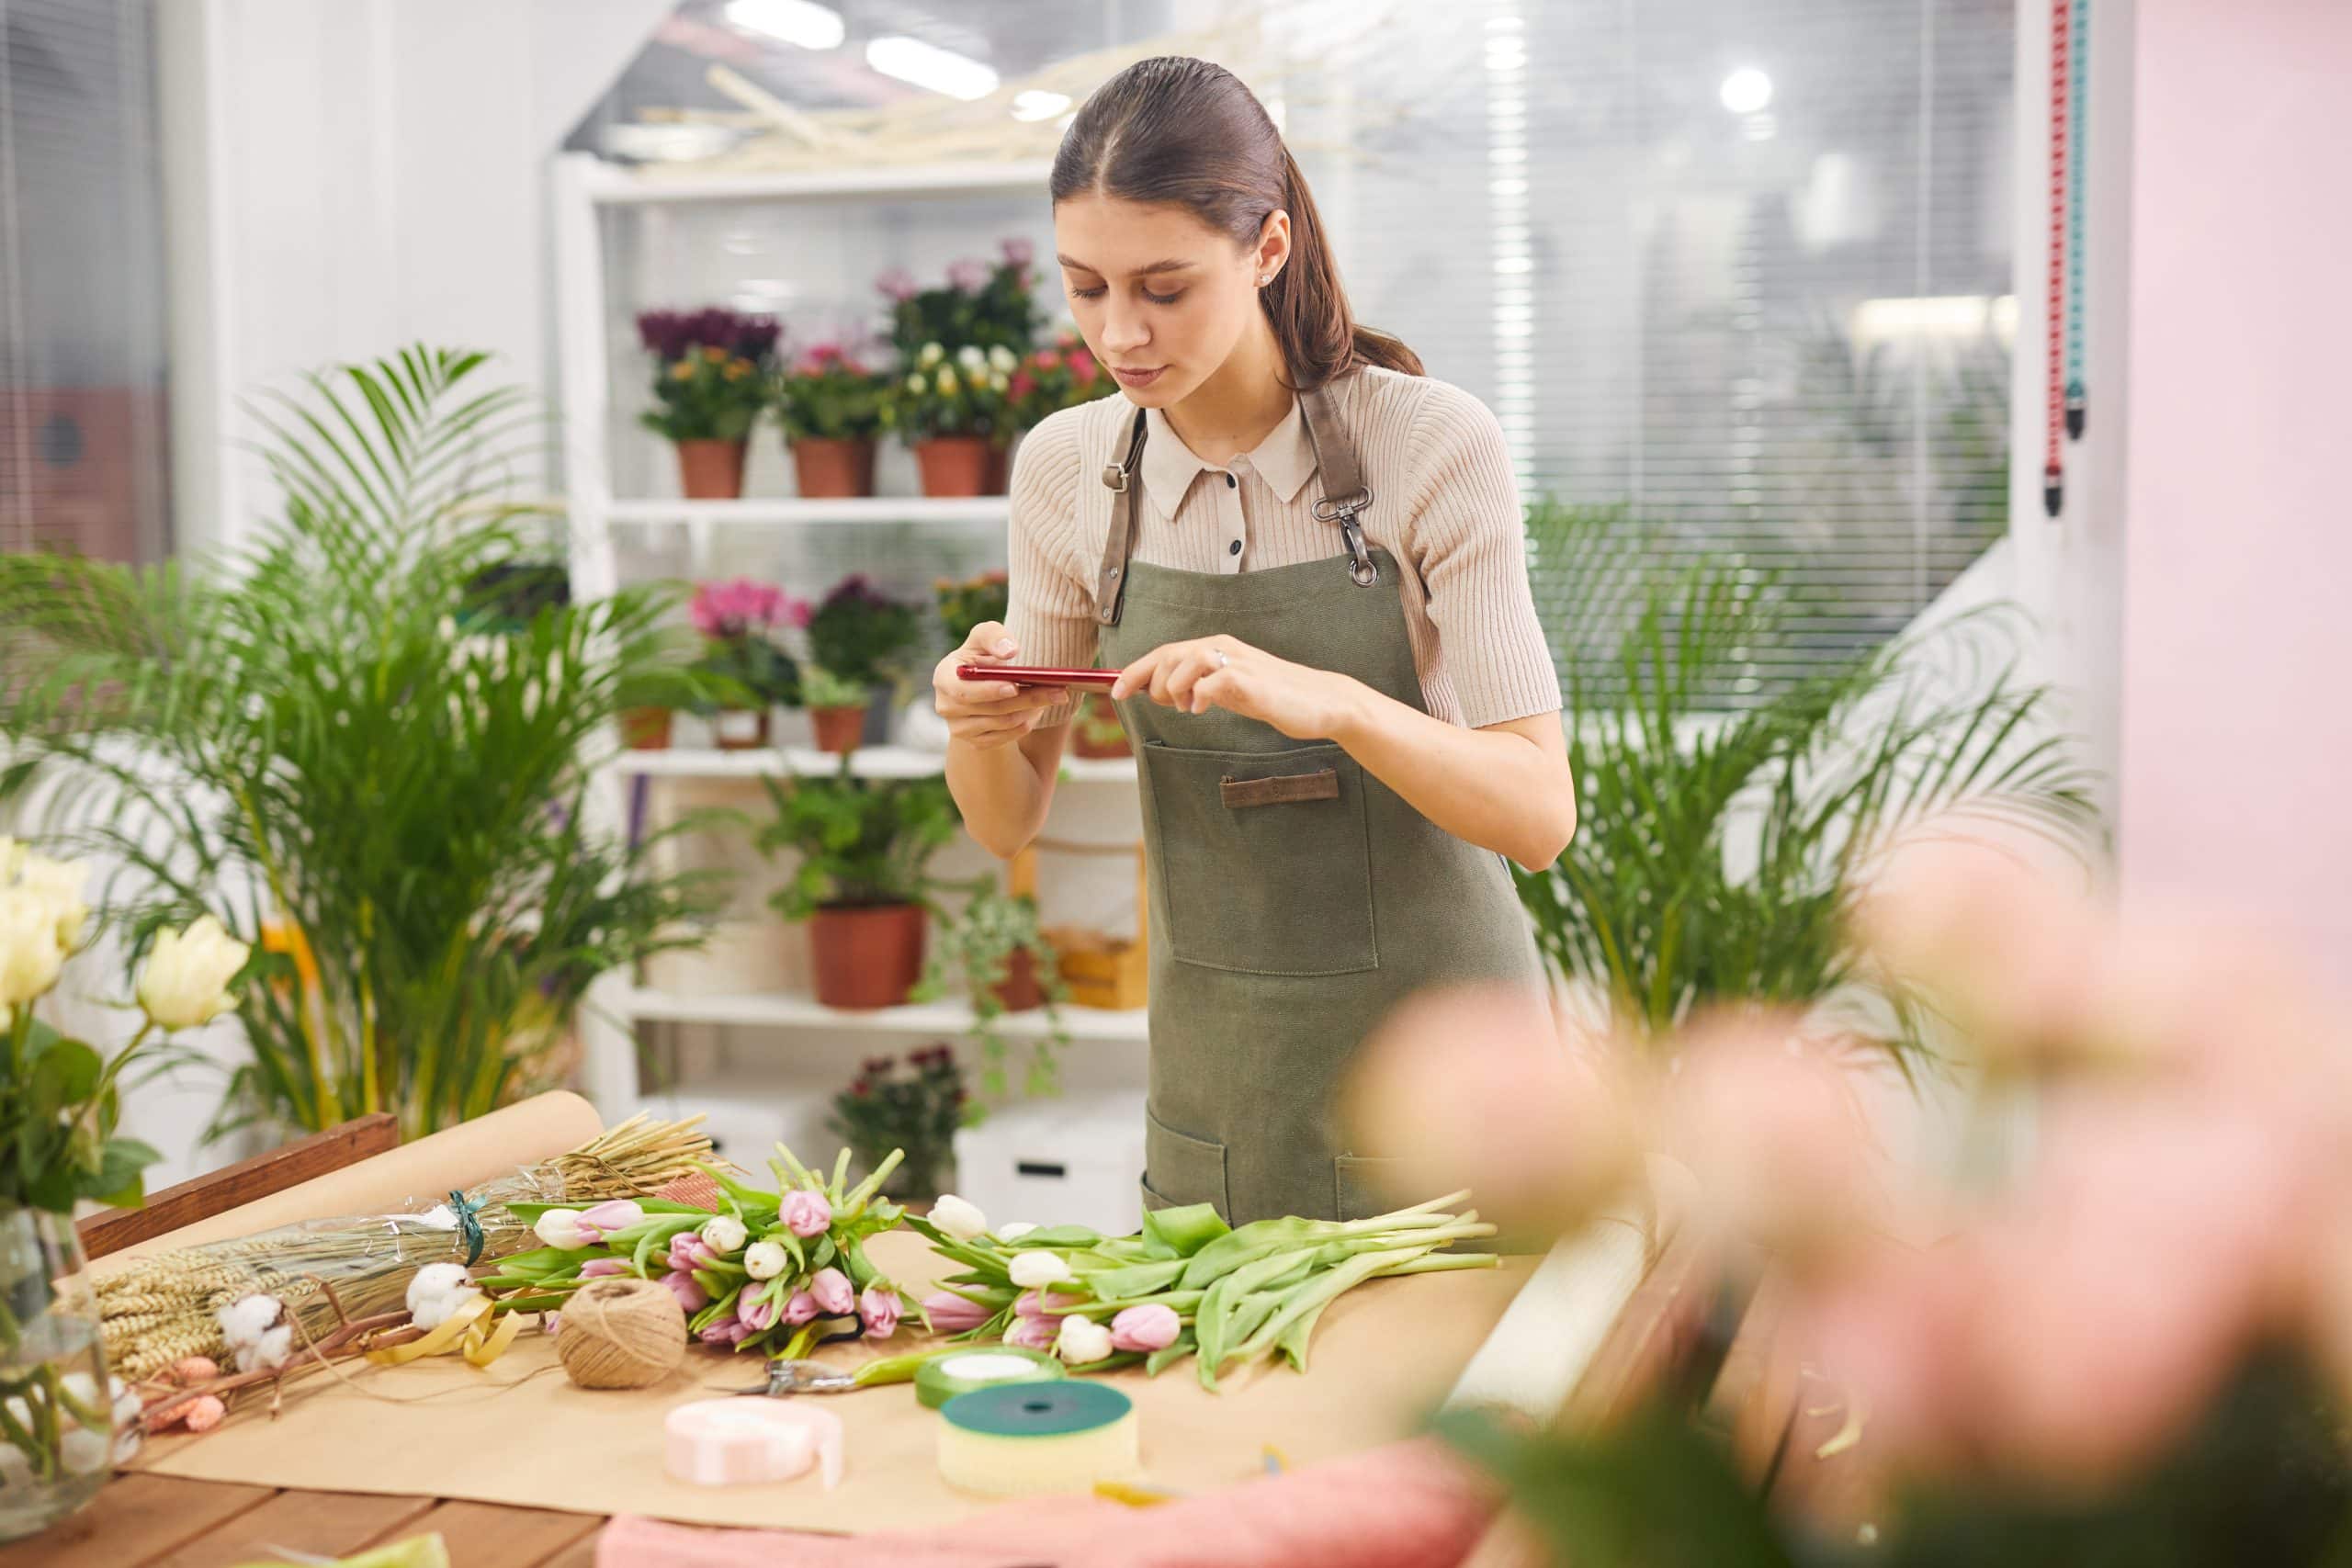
xmin=556 ymin=1278 xmax=687 ymax=1390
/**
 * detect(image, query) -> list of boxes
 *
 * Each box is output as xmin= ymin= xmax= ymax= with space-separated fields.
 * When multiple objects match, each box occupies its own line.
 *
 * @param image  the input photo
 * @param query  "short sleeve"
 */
xmin=1004 ymin=409 xmax=1099 ymax=723
xmin=1400 ymin=383 xmax=1564 ymax=729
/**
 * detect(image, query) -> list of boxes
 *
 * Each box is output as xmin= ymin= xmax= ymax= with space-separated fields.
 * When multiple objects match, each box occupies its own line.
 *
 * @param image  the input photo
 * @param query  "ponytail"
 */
xmin=1052 ymin=57 xmax=1423 ymax=392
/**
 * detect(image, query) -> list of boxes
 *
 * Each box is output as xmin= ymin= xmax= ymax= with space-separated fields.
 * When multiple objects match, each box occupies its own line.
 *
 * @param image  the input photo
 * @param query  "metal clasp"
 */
xmin=1311 ymin=487 xmax=1371 ymax=524
xmin=1102 ymin=464 xmax=1130 ymax=492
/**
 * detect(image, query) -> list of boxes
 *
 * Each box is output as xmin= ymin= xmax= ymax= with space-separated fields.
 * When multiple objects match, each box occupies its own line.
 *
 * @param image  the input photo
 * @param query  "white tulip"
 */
xmin=16 ymin=854 xmax=89 ymax=950
xmin=1009 ymin=1250 xmax=1074 ymax=1289
xmin=533 ymin=1208 xmax=593 ymax=1250
xmin=701 ymin=1214 xmax=749 ymax=1254
xmin=956 ymin=344 xmax=987 ymax=372
xmin=0 ymin=889 xmax=65 ymax=1010
xmin=930 ymin=1194 xmax=988 ymax=1243
xmin=994 ymin=1222 xmax=1039 ymax=1242
xmin=743 ymin=1240 xmax=789 ymax=1280
xmin=918 ymin=342 xmax=944 ymax=368
xmin=137 ymin=915 xmax=250 ymax=1030
xmin=1055 ymin=1313 xmax=1114 ymax=1366
xmin=988 ymin=344 xmax=1018 ymax=375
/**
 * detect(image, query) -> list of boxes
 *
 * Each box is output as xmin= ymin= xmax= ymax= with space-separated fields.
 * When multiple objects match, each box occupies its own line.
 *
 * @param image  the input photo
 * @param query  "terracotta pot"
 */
xmin=791 ymin=437 xmax=877 ymax=500
xmin=675 ymin=438 xmax=749 ymax=500
xmin=986 ymin=444 xmax=1011 ymax=494
xmin=913 ymin=436 xmax=1003 ymax=498
xmin=710 ymin=705 xmax=771 ymax=750
xmin=1070 ymin=694 xmax=1132 ymax=760
xmin=618 ymin=707 xmax=673 ymax=750
xmin=809 ymin=903 xmax=927 ymax=1010
xmin=810 ymin=705 xmax=866 ymax=755
xmin=992 ymin=947 xmax=1048 ymax=1013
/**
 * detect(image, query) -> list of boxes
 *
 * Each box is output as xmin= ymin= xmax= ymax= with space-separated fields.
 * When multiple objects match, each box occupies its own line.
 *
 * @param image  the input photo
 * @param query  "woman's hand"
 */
xmin=933 ymin=623 xmax=1064 ymax=750
xmin=1109 ymin=636 xmax=1363 ymax=740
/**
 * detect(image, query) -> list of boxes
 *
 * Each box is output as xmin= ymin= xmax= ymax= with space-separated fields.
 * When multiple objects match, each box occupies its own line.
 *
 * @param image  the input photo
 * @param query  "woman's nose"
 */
xmin=1099 ymin=305 xmax=1150 ymax=355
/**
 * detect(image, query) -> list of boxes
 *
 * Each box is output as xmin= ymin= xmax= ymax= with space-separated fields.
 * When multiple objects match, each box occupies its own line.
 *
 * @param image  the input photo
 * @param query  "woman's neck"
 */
xmin=1163 ymin=312 xmax=1293 ymax=466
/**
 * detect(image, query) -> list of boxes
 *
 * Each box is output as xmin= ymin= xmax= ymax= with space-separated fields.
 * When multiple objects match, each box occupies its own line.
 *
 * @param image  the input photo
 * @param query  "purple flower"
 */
xmin=861 ymin=1287 xmax=903 ymax=1340
xmin=784 ymin=1290 xmax=820 ymax=1326
xmin=875 ymin=267 xmax=918 ymax=302
xmin=1110 ymin=1303 xmax=1182 ymax=1354
xmin=922 ymin=1292 xmax=994 ymax=1334
xmin=690 ymin=577 xmax=802 ymax=640
xmin=782 ymin=1190 xmax=833 ymax=1239
xmin=809 ymin=1267 xmax=855 ymax=1317
xmin=637 ymin=306 xmax=780 ymax=365
xmin=1001 ymin=236 xmax=1035 ymax=268
xmin=659 ymin=1269 xmax=708 ymax=1315
xmin=1004 ymin=1315 xmax=1057 ymax=1352
xmin=737 ymin=1290 xmax=782 ymax=1333
xmin=577 ymin=1200 xmax=645 ymax=1241
xmin=946 ymin=257 xmax=990 ymax=294
xmin=579 ymin=1258 xmax=632 ymax=1279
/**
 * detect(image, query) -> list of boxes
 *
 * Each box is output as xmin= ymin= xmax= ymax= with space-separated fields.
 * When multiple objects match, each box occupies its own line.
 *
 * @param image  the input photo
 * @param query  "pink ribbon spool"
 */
xmin=663 ymin=1399 xmax=844 ymax=1489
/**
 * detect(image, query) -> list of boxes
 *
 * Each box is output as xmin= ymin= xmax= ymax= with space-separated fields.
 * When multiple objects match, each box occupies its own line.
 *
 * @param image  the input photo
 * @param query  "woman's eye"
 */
xmin=1145 ymin=289 xmax=1184 ymax=307
xmin=1069 ymin=285 xmax=1106 ymax=300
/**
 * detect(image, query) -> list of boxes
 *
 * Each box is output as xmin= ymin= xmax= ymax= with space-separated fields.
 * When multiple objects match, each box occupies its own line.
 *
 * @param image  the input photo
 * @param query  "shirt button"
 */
xmin=1227 ymin=538 xmax=1242 ymax=556
xmin=1224 ymin=472 xmax=1238 ymax=489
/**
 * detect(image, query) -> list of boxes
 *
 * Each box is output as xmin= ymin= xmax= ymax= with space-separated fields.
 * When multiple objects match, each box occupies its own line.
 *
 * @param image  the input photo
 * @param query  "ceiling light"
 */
xmin=1720 ymin=67 xmax=1773 ymax=115
xmin=1011 ymin=90 xmax=1070 ymax=122
xmin=724 ymin=0 xmax=843 ymax=51
xmin=866 ymin=35 xmax=1000 ymax=101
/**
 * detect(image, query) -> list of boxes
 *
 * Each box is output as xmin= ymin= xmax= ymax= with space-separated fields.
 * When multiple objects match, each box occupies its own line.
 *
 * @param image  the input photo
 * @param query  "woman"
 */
xmin=933 ymin=57 xmax=1575 ymax=1228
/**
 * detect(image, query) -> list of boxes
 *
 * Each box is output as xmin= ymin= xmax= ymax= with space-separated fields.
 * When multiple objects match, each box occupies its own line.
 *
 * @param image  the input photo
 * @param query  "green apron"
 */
xmin=1091 ymin=379 xmax=1545 ymax=1227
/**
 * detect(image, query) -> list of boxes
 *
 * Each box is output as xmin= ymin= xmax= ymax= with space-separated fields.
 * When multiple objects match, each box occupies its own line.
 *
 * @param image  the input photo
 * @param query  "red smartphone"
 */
xmin=956 ymin=664 xmax=1120 ymax=689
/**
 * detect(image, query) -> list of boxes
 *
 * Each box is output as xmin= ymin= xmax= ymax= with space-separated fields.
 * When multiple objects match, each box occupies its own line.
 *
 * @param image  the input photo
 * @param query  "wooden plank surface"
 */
xmin=0 ymin=1473 xmax=275 ymax=1568
xmin=147 ymin=1489 xmax=437 ymax=1568
xmin=78 ymin=1115 xmax=401 ymax=1261
xmin=398 ymin=1500 xmax=604 ymax=1568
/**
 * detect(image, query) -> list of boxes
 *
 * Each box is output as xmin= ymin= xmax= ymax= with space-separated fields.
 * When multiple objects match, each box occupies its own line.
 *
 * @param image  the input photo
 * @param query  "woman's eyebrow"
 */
xmin=1055 ymin=255 xmax=1197 ymax=276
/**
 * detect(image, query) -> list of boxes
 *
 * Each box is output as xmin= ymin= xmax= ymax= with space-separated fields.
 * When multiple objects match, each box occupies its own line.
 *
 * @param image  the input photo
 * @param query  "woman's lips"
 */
xmin=1111 ymin=366 xmax=1166 ymax=389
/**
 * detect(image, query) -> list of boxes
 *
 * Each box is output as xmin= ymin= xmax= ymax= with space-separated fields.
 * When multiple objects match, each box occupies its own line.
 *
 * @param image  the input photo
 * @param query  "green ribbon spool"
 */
xmin=940 ymin=1379 xmax=1131 ymax=1437
xmin=915 ymin=1348 xmax=1067 ymax=1410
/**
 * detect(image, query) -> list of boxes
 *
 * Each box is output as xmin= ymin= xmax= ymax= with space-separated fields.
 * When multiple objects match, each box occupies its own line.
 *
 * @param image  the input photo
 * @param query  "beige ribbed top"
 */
xmin=1007 ymin=366 xmax=1562 ymax=730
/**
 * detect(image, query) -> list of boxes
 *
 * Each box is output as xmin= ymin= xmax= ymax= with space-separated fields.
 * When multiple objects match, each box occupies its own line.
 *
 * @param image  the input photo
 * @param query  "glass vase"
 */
xmin=0 ymin=1203 xmax=119 ymax=1540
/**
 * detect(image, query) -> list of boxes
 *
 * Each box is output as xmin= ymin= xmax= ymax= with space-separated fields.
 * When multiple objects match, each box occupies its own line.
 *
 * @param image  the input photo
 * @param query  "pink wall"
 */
xmin=2119 ymin=0 xmax=2352 ymax=992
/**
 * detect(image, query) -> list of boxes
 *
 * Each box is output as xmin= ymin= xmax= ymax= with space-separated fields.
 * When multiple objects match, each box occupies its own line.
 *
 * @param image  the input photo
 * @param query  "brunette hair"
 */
xmin=1049 ymin=56 xmax=1422 ymax=390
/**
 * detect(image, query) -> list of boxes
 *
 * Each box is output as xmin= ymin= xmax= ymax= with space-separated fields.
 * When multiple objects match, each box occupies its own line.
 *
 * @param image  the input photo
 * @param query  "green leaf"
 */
xmin=28 ymin=1039 xmax=102 ymax=1120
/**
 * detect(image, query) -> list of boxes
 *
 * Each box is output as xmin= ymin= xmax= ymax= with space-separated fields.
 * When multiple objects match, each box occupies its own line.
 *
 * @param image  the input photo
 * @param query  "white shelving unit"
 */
xmin=552 ymin=151 xmax=1146 ymax=1122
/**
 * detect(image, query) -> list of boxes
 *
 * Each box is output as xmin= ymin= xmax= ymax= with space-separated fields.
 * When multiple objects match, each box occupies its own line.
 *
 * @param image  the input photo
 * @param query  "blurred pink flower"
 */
xmin=736 ymin=1290 xmax=781 ymax=1333
xmin=1004 ymin=1315 xmax=1057 ymax=1352
xmin=699 ymin=1318 xmax=754 ymax=1348
xmin=783 ymin=1290 xmax=820 ymax=1326
xmin=1014 ymin=1290 xmax=1084 ymax=1319
xmin=1069 ymin=348 xmax=1099 ymax=385
xmin=861 ymin=1287 xmax=903 ymax=1340
xmin=782 ymin=1190 xmax=833 ymax=1238
xmin=875 ymin=268 xmax=918 ymax=301
xmin=577 ymin=1200 xmax=644 ymax=1241
xmin=946 ymin=257 xmax=990 ymax=294
xmin=691 ymin=578 xmax=800 ymax=640
xmin=579 ymin=1258 xmax=631 ymax=1279
xmin=1008 ymin=370 xmax=1036 ymax=402
xmin=923 ymin=1292 xmax=993 ymax=1334
xmin=666 ymin=1233 xmax=718 ymax=1274
xmin=1001 ymin=236 xmax=1035 ymax=267
xmin=1111 ymin=1303 xmax=1182 ymax=1354
xmin=1035 ymin=349 xmax=1063 ymax=372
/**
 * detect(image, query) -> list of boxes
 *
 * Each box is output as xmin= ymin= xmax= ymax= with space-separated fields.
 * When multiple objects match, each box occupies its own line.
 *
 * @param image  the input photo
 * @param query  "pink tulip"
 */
xmin=782 ymin=1190 xmax=832 ymax=1239
xmin=699 ymin=1318 xmax=753 ymax=1347
xmin=666 ymin=1233 xmax=717 ymax=1273
xmin=809 ymin=1267 xmax=854 ymax=1317
xmin=922 ymin=1292 xmax=993 ymax=1334
xmin=1004 ymin=1315 xmax=1057 ymax=1352
xmin=784 ymin=1290 xmax=820 ymax=1326
xmin=1110 ymin=1303 xmax=1182 ymax=1354
xmin=658 ymin=1269 xmax=708 ymax=1315
xmin=579 ymin=1258 xmax=631 ymax=1279
xmin=578 ymin=1200 xmax=645 ymax=1241
xmin=1014 ymin=1290 xmax=1084 ymax=1319
xmin=861 ymin=1287 xmax=903 ymax=1341
xmin=736 ymin=1290 xmax=781 ymax=1333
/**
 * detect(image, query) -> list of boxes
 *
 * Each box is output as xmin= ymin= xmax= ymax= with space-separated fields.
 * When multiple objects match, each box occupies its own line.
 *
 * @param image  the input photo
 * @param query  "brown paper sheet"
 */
xmin=130 ymin=1227 xmax=1532 ymax=1533
xmin=90 ymin=1091 xmax=606 ymax=1275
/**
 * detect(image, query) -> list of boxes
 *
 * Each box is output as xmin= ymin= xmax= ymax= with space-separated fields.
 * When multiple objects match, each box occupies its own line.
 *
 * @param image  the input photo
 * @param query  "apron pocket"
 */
xmin=1141 ymin=1107 xmax=1231 ymax=1222
xmin=1141 ymin=739 xmax=1378 ymax=976
xmin=1334 ymin=1155 xmax=1411 ymax=1222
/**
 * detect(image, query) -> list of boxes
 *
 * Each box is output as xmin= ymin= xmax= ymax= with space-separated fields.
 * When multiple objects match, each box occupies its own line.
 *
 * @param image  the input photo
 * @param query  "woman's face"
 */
xmin=1053 ymin=194 xmax=1285 ymax=408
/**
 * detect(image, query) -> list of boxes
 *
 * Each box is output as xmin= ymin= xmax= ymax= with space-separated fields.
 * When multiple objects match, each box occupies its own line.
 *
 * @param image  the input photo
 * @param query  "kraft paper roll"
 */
xmin=914 ymin=1348 xmax=1066 ymax=1410
xmin=88 ymin=1091 xmax=606 ymax=1275
xmin=666 ymin=1399 xmax=845 ymax=1489
xmin=936 ymin=1382 xmax=1141 ymax=1498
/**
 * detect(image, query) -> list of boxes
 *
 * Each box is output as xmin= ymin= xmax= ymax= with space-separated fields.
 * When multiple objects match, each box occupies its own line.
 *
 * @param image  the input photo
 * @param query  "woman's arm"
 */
xmin=1108 ymin=642 xmax=1576 ymax=871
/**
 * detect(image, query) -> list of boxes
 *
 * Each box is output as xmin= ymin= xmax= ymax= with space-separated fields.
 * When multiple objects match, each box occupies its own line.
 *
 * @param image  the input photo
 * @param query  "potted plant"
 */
xmin=877 ymin=239 xmax=1045 ymax=363
xmin=457 ymin=558 xmax=571 ymax=637
xmin=776 ymin=342 xmax=890 ymax=499
xmin=636 ymin=307 xmax=781 ymax=500
xmin=912 ymin=875 xmax=1069 ymax=1100
xmin=0 ymin=852 xmax=247 ymax=1539
xmin=824 ymin=1045 xmax=974 ymax=1203
xmin=1070 ymin=694 xmax=1131 ymax=761
xmin=757 ymin=771 xmax=960 ymax=1010
xmin=808 ymin=574 xmax=922 ymax=746
xmin=689 ymin=577 xmax=805 ymax=750
xmin=889 ymin=342 xmax=1020 ymax=497
xmin=1003 ymin=326 xmax=1111 ymax=436
xmin=802 ymin=664 xmax=873 ymax=756
xmin=935 ymin=570 xmax=1010 ymax=649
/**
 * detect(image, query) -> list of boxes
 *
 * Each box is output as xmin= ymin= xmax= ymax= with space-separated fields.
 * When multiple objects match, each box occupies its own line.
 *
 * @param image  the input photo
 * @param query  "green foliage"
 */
xmin=911 ymin=876 xmax=1067 ymax=1100
xmin=0 ymin=346 xmax=731 ymax=1139
xmin=808 ymin=576 xmax=922 ymax=689
xmin=755 ymin=770 xmax=961 ymax=918
xmin=1 ymin=1015 xmax=162 ymax=1213
xmin=775 ymin=346 xmax=891 ymax=443
xmin=887 ymin=344 xmax=1020 ymax=445
xmin=1518 ymin=501 xmax=2099 ymax=1071
xmin=934 ymin=570 xmax=1009 ymax=649
xmin=882 ymin=249 xmax=1043 ymax=362
xmin=638 ymin=344 xmax=772 ymax=444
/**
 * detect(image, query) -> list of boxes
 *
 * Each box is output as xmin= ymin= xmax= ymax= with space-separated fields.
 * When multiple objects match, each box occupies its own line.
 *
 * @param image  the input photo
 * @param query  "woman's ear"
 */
xmin=1255 ymin=209 xmax=1294 ymax=285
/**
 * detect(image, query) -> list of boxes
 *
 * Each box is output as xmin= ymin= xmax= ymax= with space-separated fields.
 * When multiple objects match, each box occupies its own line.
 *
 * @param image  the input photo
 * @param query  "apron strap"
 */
xmin=1093 ymin=382 xmax=1381 ymax=628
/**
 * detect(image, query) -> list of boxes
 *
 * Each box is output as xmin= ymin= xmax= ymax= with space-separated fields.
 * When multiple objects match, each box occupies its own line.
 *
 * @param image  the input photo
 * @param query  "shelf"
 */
xmin=621 ymin=987 xmax=1149 ymax=1042
xmin=612 ymin=746 xmax=1137 ymax=784
xmin=583 ymin=158 xmax=1057 ymax=208
xmin=606 ymin=497 xmax=1010 ymax=528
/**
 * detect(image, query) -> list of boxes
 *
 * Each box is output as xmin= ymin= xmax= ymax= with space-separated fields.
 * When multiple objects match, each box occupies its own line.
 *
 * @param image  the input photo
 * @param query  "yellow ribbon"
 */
xmin=366 ymin=1293 xmax=522 ymax=1370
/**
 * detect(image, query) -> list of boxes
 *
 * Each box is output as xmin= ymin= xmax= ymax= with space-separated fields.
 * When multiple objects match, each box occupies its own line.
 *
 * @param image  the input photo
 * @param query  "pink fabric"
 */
xmin=593 ymin=1438 xmax=1498 ymax=1568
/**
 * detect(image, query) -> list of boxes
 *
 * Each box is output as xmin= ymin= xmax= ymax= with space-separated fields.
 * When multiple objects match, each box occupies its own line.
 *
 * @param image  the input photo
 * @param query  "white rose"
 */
xmin=989 ymin=344 xmax=1018 ymax=375
xmin=994 ymin=1222 xmax=1039 ymax=1242
xmin=533 ymin=1208 xmax=593 ymax=1250
xmin=918 ymin=342 xmax=944 ymax=368
xmin=701 ymin=1214 xmax=749 ymax=1254
xmin=956 ymin=344 xmax=986 ymax=372
xmin=0 ymin=890 xmax=65 ymax=1010
xmin=936 ymin=367 xmax=959 ymax=395
xmin=930 ymin=1194 xmax=989 ymax=1243
xmin=1055 ymin=1314 xmax=1114 ymax=1366
xmin=16 ymin=854 xmax=89 ymax=950
xmin=743 ymin=1240 xmax=788 ymax=1280
xmin=1009 ymin=1250 xmax=1074 ymax=1289
xmin=136 ymin=915 xmax=250 ymax=1030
